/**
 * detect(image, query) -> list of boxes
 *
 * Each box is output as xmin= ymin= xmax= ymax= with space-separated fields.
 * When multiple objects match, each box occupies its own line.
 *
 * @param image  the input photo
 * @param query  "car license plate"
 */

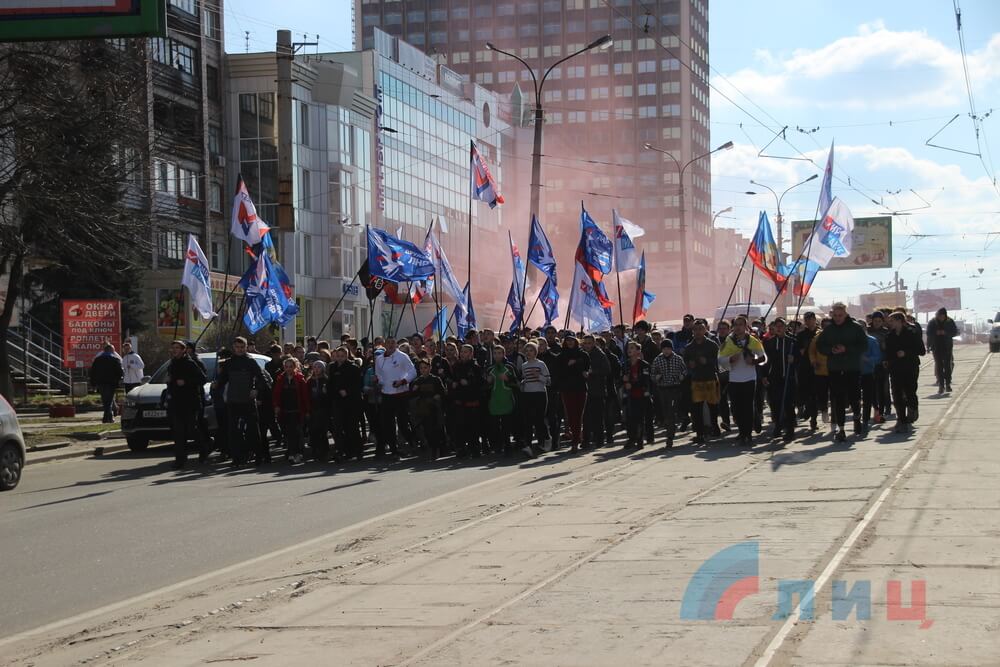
xmin=143 ymin=409 xmax=167 ymax=418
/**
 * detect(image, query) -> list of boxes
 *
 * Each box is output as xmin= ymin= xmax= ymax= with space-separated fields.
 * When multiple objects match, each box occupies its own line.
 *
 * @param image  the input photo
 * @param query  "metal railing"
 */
xmin=6 ymin=314 xmax=71 ymax=393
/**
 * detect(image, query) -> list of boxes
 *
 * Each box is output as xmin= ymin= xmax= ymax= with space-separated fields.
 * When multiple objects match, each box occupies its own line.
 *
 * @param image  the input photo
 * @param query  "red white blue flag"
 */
xmin=470 ymin=141 xmax=504 ymax=208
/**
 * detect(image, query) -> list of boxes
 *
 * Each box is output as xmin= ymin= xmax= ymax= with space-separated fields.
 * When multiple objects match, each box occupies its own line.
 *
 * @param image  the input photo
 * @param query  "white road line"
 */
xmin=753 ymin=352 xmax=992 ymax=667
xmin=0 ymin=453 xmax=638 ymax=651
xmin=399 ymin=453 xmax=768 ymax=666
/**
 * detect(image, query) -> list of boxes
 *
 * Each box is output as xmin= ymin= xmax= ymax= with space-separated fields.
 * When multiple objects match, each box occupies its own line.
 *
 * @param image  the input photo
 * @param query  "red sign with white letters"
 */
xmin=62 ymin=300 xmax=122 ymax=368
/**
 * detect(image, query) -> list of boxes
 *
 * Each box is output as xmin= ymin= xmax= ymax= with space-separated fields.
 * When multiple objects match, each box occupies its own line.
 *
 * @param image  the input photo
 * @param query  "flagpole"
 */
xmin=395 ymin=281 xmax=413 ymax=338
xmin=173 ymin=288 xmax=184 ymax=341
xmin=498 ymin=299 xmax=509 ymax=333
xmin=467 ymin=143 xmax=474 ymax=288
xmin=762 ymin=196 xmax=825 ymax=322
xmin=719 ymin=238 xmax=753 ymax=326
xmin=746 ymin=262 xmax=756 ymax=319
xmin=614 ymin=267 xmax=625 ymax=328
xmin=524 ymin=289 xmax=543 ymax=327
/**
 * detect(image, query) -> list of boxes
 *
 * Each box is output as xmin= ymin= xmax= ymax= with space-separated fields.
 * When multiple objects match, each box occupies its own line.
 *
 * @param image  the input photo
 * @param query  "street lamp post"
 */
xmin=745 ymin=174 xmax=818 ymax=315
xmin=486 ymin=35 xmax=612 ymax=223
xmin=711 ymin=206 xmax=733 ymax=227
xmin=644 ymin=140 xmax=733 ymax=315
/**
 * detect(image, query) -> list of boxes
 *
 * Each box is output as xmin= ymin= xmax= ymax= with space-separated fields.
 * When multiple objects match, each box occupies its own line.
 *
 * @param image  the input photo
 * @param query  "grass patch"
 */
xmin=23 ymin=422 xmax=118 ymax=448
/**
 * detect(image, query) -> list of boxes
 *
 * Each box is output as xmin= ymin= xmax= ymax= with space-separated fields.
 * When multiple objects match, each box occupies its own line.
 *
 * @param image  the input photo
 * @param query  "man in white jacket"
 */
xmin=374 ymin=337 xmax=416 ymax=459
xmin=121 ymin=341 xmax=145 ymax=393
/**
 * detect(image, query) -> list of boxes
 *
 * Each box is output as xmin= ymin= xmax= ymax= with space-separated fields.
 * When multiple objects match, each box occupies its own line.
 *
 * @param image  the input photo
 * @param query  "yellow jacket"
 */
xmin=808 ymin=334 xmax=829 ymax=376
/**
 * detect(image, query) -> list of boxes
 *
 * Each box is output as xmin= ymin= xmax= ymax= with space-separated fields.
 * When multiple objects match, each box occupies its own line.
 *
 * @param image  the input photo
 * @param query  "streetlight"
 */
xmin=746 ymin=174 xmax=819 ymax=313
xmin=644 ymin=140 xmax=733 ymax=314
xmin=711 ymin=206 xmax=733 ymax=227
xmin=486 ymin=35 xmax=612 ymax=223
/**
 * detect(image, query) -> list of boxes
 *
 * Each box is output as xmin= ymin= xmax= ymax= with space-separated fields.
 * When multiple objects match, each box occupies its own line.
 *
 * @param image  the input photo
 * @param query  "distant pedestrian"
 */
xmin=214 ymin=337 xmax=268 ymax=465
xmin=273 ymin=357 xmax=310 ymax=464
xmin=926 ymin=307 xmax=958 ymax=393
xmin=121 ymin=341 xmax=145 ymax=394
xmin=885 ymin=312 xmax=924 ymax=433
xmin=89 ymin=343 xmax=123 ymax=423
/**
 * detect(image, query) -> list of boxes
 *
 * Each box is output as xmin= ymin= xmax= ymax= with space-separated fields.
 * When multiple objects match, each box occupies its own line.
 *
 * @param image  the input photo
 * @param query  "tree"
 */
xmin=0 ymin=40 xmax=151 ymax=401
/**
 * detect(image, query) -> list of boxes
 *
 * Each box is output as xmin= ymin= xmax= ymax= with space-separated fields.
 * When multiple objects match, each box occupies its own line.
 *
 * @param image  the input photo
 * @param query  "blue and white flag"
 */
xmin=471 ymin=141 xmax=504 ymax=208
xmin=784 ymin=198 xmax=854 ymax=297
xmin=239 ymin=252 xmax=299 ymax=334
xmin=456 ymin=282 xmax=477 ymax=340
xmin=577 ymin=207 xmax=613 ymax=280
xmin=539 ymin=277 xmax=560 ymax=327
xmin=367 ymin=226 xmax=435 ymax=282
xmin=231 ymin=176 xmax=268 ymax=246
xmin=527 ymin=214 xmax=557 ymax=282
xmin=506 ymin=232 xmax=526 ymax=332
xmin=568 ymin=260 xmax=613 ymax=333
xmin=612 ymin=209 xmax=644 ymax=272
xmin=181 ymin=234 xmax=217 ymax=320
xmin=424 ymin=220 xmax=465 ymax=309
xmin=818 ymin=140 xmax=834 ymax=219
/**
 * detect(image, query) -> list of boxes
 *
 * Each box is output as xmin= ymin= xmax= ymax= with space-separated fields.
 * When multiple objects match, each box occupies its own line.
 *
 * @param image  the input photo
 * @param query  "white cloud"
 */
xmin=713 ymin=25 xmax=1000 ymax=111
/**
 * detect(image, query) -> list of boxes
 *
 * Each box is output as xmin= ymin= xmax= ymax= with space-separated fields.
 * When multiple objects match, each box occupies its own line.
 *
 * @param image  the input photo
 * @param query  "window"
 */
xmin=303 ymin=234 xmax=313 ymax=275
xmin=203 ymin=9 xmax=219 ymax=38
xmin=566 ymin=65 xmax=584 ymax=78
xmin=210 ymin=182 xmax=222 ymax=212
xmin=169 ymin=0 xmax=196 ymax=16
xmin=157 ymin=230 xmax=185 ymax=262
xmin=520 ymin=24 xmax=538 ymax=37
xmin=211 ymin=241 xmax=225 ymax=270
xmin=298 ymin=102 xmax=310 ymax=146
xmin=638 ymin=60 xmax=656 ymax=73
xmin=567 ymin=88 xmax=585 ymax=100
xmin=566 ymin=19 xmax=584 ymax=32
xmin=300 ymin=169 xmax=311 ymax=210
xmin=151 ymin=38 xmax=196 ymax=75
xmin=208 ymin=125 xmax=222 ymax=156
xmin=568 ymin=111 xmax=585 ymax=123
xmin=638 ymin=83 xmax=656 ymax=96
xmin=589 ymin=63 xmax=608 ymax=76
xmin=590 ymin=86 xmax=609 ymax=99
xmin=153 ymin=159 xmax=177 ymax=194
xmin=451 ymin=6 xmax=469 ymax=18
xmin=543 ymin=89 xmax=562 ymax=102
xmin=430 ymin=8 xmax=447 ymax=21
xmin=544 ymin=22 xmax=560 ymax=35
xmin=614 ymin=62 xmax=632 ymax=75
xmin=178 ymin=167 xmax=200 ymax=199
xmin=476 ymin=72 xmax=494 ymax=84
xmin=543 ymin=45 xmax=562 ymax=58
xmin=614 ymin=84 xmax=632 ymax=97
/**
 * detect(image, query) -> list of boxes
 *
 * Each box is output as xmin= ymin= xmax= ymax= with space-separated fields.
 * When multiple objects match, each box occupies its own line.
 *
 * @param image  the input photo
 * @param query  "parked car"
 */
xmin=0 ymin=394 xmax=26 ymax=491
xmin=121 ymin=352 xmax=269 ymax=452
xmin=990 ymin=312 xmax=1000 ymax=353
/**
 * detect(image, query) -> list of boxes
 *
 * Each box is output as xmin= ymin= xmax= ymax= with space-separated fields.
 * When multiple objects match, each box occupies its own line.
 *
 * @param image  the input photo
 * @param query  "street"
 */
xmin=1 ymin=345 xmax=997 ymax=666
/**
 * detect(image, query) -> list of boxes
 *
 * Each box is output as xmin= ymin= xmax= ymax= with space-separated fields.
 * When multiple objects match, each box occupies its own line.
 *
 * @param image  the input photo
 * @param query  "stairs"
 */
xmin=6 ymin=315 xmax=71 ymax=395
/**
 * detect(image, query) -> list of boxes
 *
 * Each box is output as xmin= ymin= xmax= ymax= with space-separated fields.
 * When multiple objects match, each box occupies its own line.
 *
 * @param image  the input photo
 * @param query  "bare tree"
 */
xmin=0 ymin=39 xmax=151 ymax=401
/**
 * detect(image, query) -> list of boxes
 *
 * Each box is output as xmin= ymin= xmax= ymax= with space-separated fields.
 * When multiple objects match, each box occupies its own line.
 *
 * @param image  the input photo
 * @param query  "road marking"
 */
xmin=753 ymin=351 xmax=992 ymax=667
xmin=0 ymin=452 xmax=638 ymax=651
xmin=399 ymin=453 xmax=768 ymax=666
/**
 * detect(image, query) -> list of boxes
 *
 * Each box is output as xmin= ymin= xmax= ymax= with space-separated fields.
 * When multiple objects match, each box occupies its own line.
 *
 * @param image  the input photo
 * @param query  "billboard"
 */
xmin=860 ymin=291 xmax=907 ymax=314
xmin=913 ymin=288 xmax=961 ymax=314
xmin=0 ymin=0 xmax=165 ymax=42
xmin=791 ymin=216 xmax=892 ymax=271
xmin=62 ymin=300 xmax=122 ymax=369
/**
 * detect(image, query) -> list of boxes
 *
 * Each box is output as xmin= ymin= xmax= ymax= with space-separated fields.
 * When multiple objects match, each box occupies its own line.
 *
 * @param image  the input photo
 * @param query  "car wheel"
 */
xmin=126 ymin=435 xmax=150 ymax=452
xmin=0 ymin=442 xmax=23 ymax=491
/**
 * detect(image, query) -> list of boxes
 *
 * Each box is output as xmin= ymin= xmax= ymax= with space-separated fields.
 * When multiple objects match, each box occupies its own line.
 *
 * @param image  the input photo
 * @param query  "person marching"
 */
xmin=885 ymin=312 xmax=925 ymax=433
xmin=718 ymin=316 xmax=766 ymax=447
xmin=926 ymin=307 xmax=958 ymax=393
xmin=409 ymin=359 xmax=447 ymax=461
xmin=817 ymin=303 xmax=867 ymax=442
xmin=214 ymin=337 xmax=268 ymax=466
xmin=581 ymin=335 xmax=610 ymax=450
xmin=272 ymin=357 xmax=310 ymax=464
xmin=374 ymin=337 xmax=416 ymax=460
xmin=868 ymin=311 xmax=892 ymax=423
xmin=554 ymin=335 xmax=591 ymax=453
xmin=450 ymin=344 xmax=486 ymax=458
xmin=328 ymin=347 xmax=365 ymax=462
xmin=487 ymin=345 xmax=524 ymax=457
xmin=306 ymin=360 xmax=332 ymax=462
xmin=762 ymin=318 xmax=798 ymax=443
xmin=520 ymin=341 xmax=552 ymax=453
xmin=651 ymin=339 xmax=686 ymax=449
xmin=858 ymin=321 xmax=883 ymax=435
xmin=622 ymin=341 xmax=652 ymax=449
xmin=683 ymin=320 xmax=721 ymax=446
xmin=165 ymin=340 xmax=207 ymax=469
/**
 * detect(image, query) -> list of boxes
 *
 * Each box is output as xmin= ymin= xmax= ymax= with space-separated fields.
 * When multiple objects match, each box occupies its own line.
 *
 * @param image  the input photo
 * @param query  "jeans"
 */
xmin=626 ymin=396 xmax=647 ymax=445
xmin=227 ymin=403 xmax=260 ymax=464
xmin=655 ymin=385 xmax=681 ymax=442
xmin=729 ymin=380 xmax=756 ymax=439
xmin=280 ymin=413 xmax=303 ymax=459
xmin=98 ymin=384 xmax=117 ymax=422
xmin=766 ymin=377 xmax=796 ymax=434
xmin=890 ymin=368 xmax=919 ymax=424
xmin=332 ymin=400 xmax=362 ymax=459
xmin=169 ymin=407 xmax=203 ymax=465
xmin=379 ymin=393 xmax=411 ymax=456
xmin=828 ymin=370 xmax=860 ymax=428
xmin=583 ymin=391 xmax=606 ymax=446
xmin=933 ymin=348 xmax=954 ymax=388
xmin=860 ymin=373 xmax=875 ymax=424
xmin=560 ymin=391 xmax=587 ymax=445
xmin=521 ymin=392 xmax=548 ymax=448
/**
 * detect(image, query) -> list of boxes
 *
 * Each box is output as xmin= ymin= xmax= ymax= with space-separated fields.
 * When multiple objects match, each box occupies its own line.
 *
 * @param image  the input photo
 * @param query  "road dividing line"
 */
xmin=753 ymin=352 xmax=992 ymax=667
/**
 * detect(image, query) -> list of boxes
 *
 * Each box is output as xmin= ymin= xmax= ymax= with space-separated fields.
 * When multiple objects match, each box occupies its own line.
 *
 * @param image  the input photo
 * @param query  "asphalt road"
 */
xmin=0 ymin=446 xmax=524 ymax=637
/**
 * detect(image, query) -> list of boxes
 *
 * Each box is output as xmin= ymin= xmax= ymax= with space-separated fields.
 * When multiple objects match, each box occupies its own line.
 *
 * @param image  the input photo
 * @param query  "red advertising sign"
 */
xmin=62 ymin=300 xmax=122 ymax=369
xmin=913 ymin=288 xmax=962 ymax=314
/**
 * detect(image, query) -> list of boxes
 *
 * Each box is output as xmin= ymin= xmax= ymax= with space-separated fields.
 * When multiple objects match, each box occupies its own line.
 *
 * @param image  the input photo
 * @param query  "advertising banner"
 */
xmin=913 ymin=288 xmax=961 ymax=313
xmin=791 ymin=216 xmax=892 ymax=270
xmin=860 ymin=291 xmax=907 ymax=314
xmin=62 ymin=300 xmax=122 ymax=369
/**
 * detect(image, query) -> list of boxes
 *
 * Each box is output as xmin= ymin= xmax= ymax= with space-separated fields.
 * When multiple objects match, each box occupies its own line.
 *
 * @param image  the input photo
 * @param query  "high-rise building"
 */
xmin=355 ymin=0 xmax=714 ymax=321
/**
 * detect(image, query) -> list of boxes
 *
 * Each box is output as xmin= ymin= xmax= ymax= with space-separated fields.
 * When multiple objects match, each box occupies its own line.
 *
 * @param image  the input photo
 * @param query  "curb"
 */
xmin=27 ymin=442 xmax=133 ymax=466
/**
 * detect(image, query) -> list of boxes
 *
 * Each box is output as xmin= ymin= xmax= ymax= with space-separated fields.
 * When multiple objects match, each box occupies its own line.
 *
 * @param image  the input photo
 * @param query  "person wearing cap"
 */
xmin=926 ymin=307 xmax=958 ymax=393
xmin=868 ymin=311 xmax=891 ymax=423
xmin=651 ymin=338 xmax=686 ymax=448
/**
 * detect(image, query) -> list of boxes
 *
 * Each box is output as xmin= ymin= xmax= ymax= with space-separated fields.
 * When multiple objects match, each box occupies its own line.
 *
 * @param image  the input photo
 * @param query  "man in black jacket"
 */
xmin=213 ymin=337 xmax=268 ymax=465
xmin=926 ymin=307 xmax=958 ymax=393
xmin=90 ymin=344 xmax=123 ymax=424
xmin=885 ymin=312 xmax=924 ymax=433
xmin=166 ymin=340 xmax=208 ymax=469
xmin=762 ymin=318 xmax=798 ymax=443
xmin=581 ymin=335 xmax=610 ymax=449
xmin=328 ymin=347 xmax=364 ymax=461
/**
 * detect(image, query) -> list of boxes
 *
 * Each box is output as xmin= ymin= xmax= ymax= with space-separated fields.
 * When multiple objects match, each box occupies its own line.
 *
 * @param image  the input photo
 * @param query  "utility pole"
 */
xmin=276 ymin=29 xmax=295 ymax=342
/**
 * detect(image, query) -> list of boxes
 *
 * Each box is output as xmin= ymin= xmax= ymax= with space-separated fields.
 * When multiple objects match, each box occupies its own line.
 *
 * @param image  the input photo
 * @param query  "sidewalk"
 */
xmin=5 ymin=347 xmax=995 ymax=666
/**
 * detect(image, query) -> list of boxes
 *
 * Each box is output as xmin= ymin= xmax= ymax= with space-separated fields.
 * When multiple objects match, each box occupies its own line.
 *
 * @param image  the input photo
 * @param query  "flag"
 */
xmin=539 ymin=277 xmax=560 ymax=327
xmin=632 ymin=252 xmax=656 ymax=322
xmin=527 ymin=214 xmax=557 ymax=282
xmin=568 ymin=260 xmax=613 ymax=333
xmin=367 ymin=226 xmax=435 ymax=282
xmin=239 ymin=252 xmax=299 ymax=333
xmin=471 ymin=141 xmax=504 ymax=208
xmin=424 ymin=220 xmax=465 ymax=308
xmin=576 ymin=206 xmax=613 ymax=282
xmin=612 ymin=209 xmax=644 ymax=272
xmin=818 ymin=140 xmax=834 ymax=219
xmin=748 ymin=211 xmax=784 ymax=285
xmin=456 ymin=282 xmax=477 ymax=340
xmin=784 ymin=198 xmax=855 ymax=296
xmin=383 ymin=281 xmax=426 ymax=305
xmin=506 ymin=232 xmax=526 ymax=331
xmin=181 ymin=234 xmax=217 ymax=320
xmin=230 ymin=175 xmax=267 ymax=246
xmin=358 ymin=259 xmax=384 ymax=301
xmin=422 ymin=307 xmax=448 ymax=341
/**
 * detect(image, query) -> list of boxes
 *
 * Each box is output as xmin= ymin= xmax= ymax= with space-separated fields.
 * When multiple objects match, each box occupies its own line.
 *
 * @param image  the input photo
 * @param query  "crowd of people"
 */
xmin=148 ymin=304 xmax=958 ymax=469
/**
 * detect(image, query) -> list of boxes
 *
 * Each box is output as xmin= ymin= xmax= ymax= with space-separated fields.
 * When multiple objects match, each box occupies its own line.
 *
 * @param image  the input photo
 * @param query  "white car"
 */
xmin=0 ymin=394 xmax=26 ymax=491
xmin=990 ymin=312 xmax=1000 ymax=353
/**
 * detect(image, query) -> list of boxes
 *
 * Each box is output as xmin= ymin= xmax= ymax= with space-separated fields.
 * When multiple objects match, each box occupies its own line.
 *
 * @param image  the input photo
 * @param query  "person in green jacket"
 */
xmin=487 ymin=345 xmax=522 ymax=457
xmin=817 ymin=302 xmax=868 ymax=442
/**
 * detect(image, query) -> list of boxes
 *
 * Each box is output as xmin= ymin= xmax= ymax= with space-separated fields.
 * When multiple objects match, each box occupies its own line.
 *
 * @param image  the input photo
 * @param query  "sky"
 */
xmin=223 ymin=0 xmax=1000 ymax=323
